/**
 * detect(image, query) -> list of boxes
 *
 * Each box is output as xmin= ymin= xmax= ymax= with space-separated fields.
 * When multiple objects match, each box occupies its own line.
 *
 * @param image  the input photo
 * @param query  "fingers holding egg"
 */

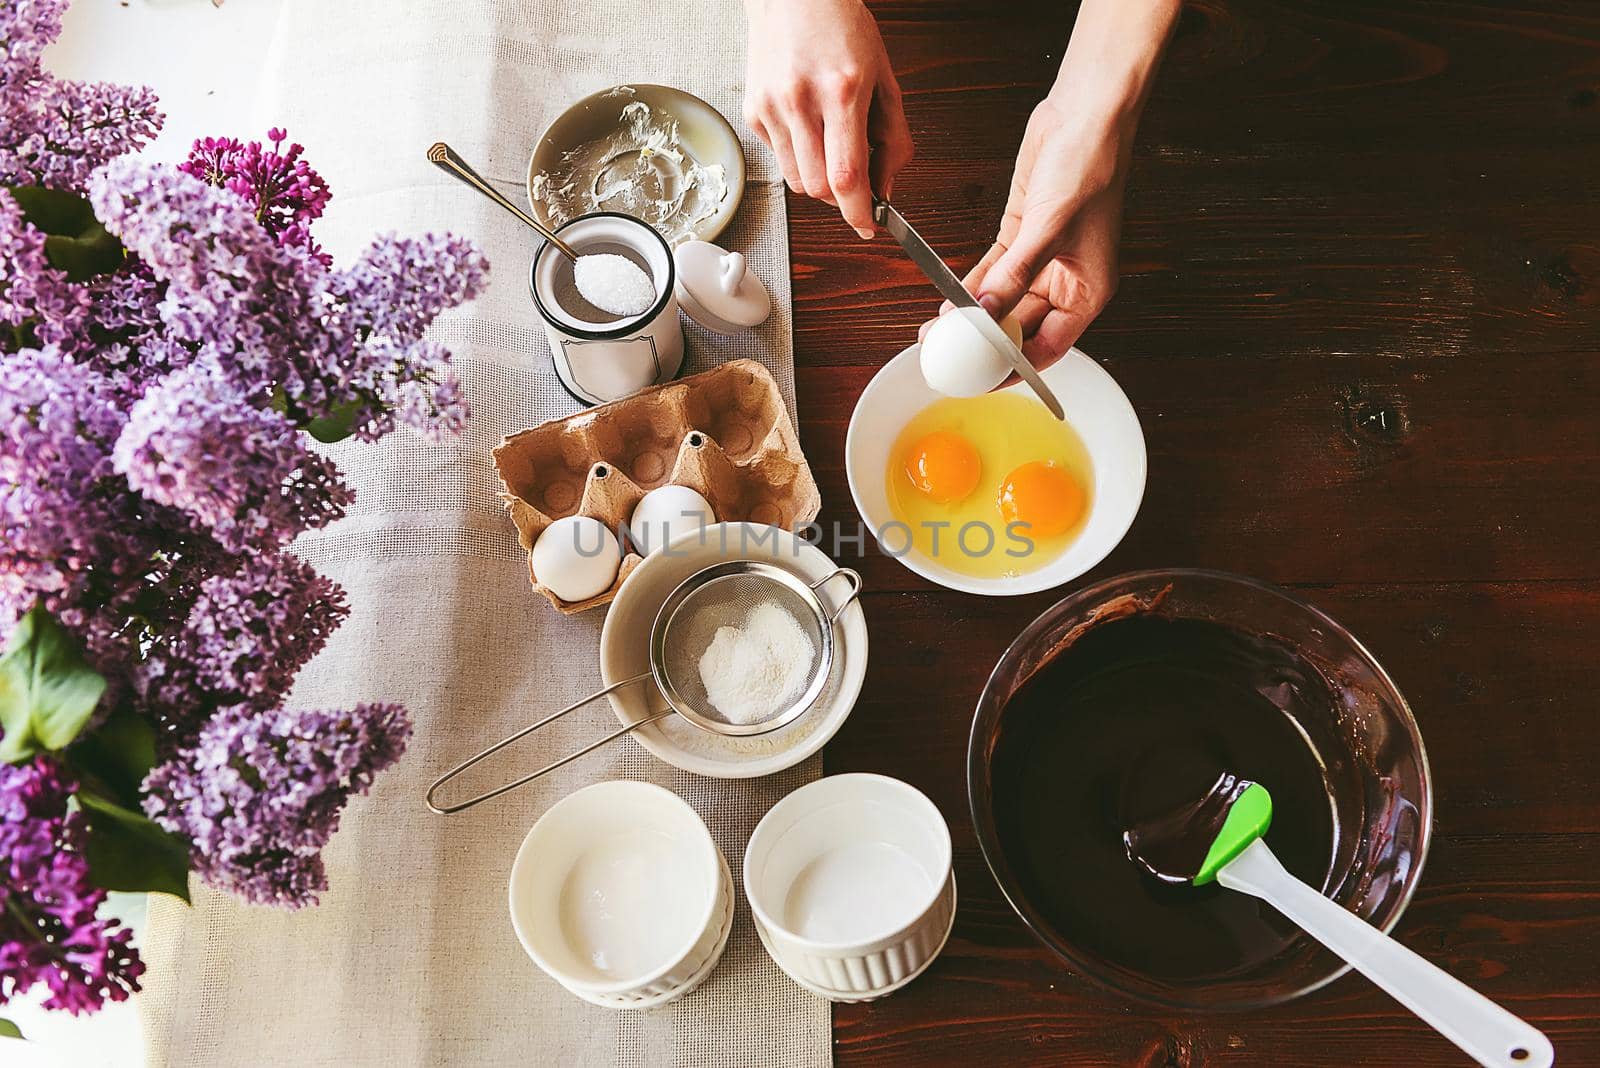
xmin=918 ymin=306 xmax=1026 ymax=398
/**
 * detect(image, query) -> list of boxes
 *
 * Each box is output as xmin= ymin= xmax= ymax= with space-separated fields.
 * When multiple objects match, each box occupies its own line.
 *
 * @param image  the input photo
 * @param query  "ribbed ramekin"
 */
xmin=744 ymin=773 xmax=955 ymax=1001
xmin=509 ymin=780 xmax=732 ymax=1008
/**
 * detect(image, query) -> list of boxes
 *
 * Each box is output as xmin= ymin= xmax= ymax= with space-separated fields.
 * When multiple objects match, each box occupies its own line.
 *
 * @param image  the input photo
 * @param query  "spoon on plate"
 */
xmin=1124 ymin=774 xmax=1553 ymax=1068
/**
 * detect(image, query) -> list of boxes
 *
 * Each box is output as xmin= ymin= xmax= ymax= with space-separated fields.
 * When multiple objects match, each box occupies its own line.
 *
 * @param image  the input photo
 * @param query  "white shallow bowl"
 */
xmin=508 ymin=780 xmax=733 ymax=1009
xmin=846 ymin=344 xmax=1146 ymax=596
xmin=600 ymin=522 xmax=867 ymax=779
xmin=744 ymin=773 xmax=955 ymax=1001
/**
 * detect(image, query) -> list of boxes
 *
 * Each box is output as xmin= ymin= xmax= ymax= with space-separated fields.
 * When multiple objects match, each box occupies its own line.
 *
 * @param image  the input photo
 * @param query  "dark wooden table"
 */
xmin=791 ymin=2 xmax=1600 ymax=1063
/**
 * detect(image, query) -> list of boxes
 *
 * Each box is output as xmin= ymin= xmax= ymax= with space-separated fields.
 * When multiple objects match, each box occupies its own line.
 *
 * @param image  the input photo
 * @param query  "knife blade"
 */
xmin=873 ymin=199 xmax=1064 ymax=420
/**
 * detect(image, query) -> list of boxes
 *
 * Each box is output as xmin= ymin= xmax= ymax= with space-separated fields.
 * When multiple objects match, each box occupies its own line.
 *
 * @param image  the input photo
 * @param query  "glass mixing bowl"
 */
xmin=967 ymin=569 xmax=1433 ymax=1011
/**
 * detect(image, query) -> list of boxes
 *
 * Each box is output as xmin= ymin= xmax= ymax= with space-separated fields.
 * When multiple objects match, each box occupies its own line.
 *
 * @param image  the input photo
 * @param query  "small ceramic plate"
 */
xmin=846 ymin=345 xmax=1146 ymax=597
xmin=599 ymin=523 xmax=867 ymax=778
xmin=528 ymin=84 xmax=745 ymax=246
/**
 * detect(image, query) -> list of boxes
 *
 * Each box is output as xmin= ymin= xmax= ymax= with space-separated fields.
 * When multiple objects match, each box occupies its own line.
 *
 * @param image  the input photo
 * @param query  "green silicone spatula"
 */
xmin=1126 ymin=778 xmax=1553 ymax=1068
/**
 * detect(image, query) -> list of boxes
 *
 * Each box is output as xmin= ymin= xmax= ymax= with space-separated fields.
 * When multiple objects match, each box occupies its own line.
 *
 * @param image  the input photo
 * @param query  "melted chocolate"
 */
xmin=1124 ymin=771 xmax=1254 ymax=884
xmin=990 ymin=613 xmax=1342 ymax=984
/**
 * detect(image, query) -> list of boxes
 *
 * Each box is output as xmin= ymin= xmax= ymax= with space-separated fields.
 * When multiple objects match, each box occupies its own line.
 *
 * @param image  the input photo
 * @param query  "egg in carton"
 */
xmin=494 ymin=359 xmax=822 ymax=614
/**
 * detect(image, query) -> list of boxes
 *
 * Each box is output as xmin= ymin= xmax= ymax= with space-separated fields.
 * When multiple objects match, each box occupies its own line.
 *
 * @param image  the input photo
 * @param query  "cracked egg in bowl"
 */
xmin=846 ymin=343 xmax=1146 ymax=596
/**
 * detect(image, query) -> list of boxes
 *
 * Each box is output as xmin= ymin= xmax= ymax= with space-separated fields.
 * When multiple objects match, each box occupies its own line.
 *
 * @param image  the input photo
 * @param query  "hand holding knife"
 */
xmin=872 ymin=199 xmax=1065 ymax=420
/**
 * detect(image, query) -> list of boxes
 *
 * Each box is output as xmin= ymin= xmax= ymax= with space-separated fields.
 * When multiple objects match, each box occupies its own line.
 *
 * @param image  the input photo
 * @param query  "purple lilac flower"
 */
xmin=0 ymin=345 xmax=206 ymax=695
xmin=324 ymin=234 xmax=487 ymax=439
xmin=180 ymin=128 xmax=331 ymax=262
xmin=332 ymin=232 xmax=486 ymax=343
xmin=92 ymin=159 xmax=488 ymax=439
xmin=0 ymin=0 xmax=162 ymax=191
xmin=113 ymin=360 xmax=354 ymax=553
xmin=0 ymin=4 xmax=480 ymax=969
xmin=143 ymin=702 xmax=412 ymax=908
xmin=88 ymin=159 xmax=330 ymax=401
xmin=0 ymin=347 xmax=130 ymax=630
xmin=0 ymin=189 xmax=91 ymax=350
xmin=137 ymin=552 xmax=349 ymax=740
xmin=0 ymin=0 xmax=63 ymax=92
xmin=65 ymin=259 xmax=183 ymax=398
xmin=0 ymin=758 xmax=145 ymax=1015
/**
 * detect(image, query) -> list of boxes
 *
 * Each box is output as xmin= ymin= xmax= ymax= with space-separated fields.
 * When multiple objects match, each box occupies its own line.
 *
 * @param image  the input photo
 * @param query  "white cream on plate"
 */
xmin=531 ymin=98 xmax=728 ymax=247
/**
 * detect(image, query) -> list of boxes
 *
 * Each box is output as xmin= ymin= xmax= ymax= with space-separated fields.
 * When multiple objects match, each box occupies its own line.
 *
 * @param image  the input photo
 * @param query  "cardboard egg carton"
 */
xmin=494 ymin=359 xmax=822 ymax=614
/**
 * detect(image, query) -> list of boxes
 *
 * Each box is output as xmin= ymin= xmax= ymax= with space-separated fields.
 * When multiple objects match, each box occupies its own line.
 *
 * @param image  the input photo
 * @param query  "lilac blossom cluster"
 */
xmin=143 ymin=702 xmax=412 ymax=908
xmin=0 ymin=0 xmax=488 ymax=1019
xmin=0 ymin=191 xmax=88 ymax=346
xmin=179 ymin=128 xmax=332 ymax=261
xmin=88 ymin=154 xmax=485 ymax=443
xmin=0 ymin=759 xmax=144 ymax=1015
xmin=0 ymin=0 xmax=162 ymax=191
xmin=136 ymin=553 xmax=350 ymax=741
xmin=114 ymin=358 xmax=355 ymax=553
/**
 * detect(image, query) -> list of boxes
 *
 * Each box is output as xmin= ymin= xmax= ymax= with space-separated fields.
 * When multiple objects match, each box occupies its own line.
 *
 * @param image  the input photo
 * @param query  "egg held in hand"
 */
xmin=628 ymin=484 xmax=715 ymax=555
xmin=531 ymin=515 xmax=622 ymax=602
xmin=919 ymin=306 xmax=1026 ymax=398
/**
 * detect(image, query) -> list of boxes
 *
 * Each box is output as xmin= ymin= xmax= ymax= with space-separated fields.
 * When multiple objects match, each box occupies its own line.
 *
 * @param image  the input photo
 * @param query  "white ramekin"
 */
xmin=509 ymin=780 xmax=733 ymax=1009
xmin=744 ymin=773 xmax=955 ymax=1001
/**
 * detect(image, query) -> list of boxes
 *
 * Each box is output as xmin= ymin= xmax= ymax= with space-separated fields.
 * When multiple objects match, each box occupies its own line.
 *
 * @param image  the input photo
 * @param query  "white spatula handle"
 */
xmin=1219 ymin=839 xmax=1552 ymax=1068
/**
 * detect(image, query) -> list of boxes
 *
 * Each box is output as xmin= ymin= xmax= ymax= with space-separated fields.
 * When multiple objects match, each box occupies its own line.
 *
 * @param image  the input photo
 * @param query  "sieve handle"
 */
xmin=811 ymin=568 xmax=864 ymax=624
xmin=425 ymin=672 xmax=673 ymax=814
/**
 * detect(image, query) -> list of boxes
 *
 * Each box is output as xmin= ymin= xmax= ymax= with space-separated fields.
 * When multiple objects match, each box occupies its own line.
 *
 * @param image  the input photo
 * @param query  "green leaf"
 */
xmin=77 ymin=790 xmax=191 ymax=903
xmin=64 ymin=705 xmax=158 ymax=811
xmin=304 ymin=398 xmax=364 ymax=443
xmin=0 ymin=606 xmax=107 ymax=764
xmin=6 ymin=186 xmax=124 ymax=281
xmin=0 ymin=1017 xmax=21 ymax=1040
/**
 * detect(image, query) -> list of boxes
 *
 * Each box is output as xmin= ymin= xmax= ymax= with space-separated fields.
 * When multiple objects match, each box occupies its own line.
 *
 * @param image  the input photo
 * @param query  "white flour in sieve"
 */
xmin=573 ymin=253 xmax=655 ymax=318
xmin=697 ymin=602 xmax=817 ymax=726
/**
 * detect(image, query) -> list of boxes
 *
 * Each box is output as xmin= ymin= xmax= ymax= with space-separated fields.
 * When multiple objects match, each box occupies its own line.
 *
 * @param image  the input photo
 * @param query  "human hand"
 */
xmin=921 ymin=95 xmax=1129 ymax=372
xmin=742 ymin=0 xmax=914 ymax=238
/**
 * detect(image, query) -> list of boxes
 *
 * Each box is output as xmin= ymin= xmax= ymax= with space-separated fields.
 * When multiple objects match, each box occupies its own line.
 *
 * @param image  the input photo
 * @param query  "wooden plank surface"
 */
xmin=801 ymin=2 xmax=1600 ymax=1063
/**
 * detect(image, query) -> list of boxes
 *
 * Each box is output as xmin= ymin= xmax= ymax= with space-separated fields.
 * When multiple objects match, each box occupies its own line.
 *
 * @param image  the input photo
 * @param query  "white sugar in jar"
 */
xmin=531 ymin=213 xmax=684 ymax=405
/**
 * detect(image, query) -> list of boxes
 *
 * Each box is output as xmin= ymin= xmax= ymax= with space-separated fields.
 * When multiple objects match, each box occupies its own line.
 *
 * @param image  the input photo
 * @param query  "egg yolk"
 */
xmin=904 ymin=431 xmax=981 ymax=502
xmin=998 ymin=461 xmax=1085 ymax=538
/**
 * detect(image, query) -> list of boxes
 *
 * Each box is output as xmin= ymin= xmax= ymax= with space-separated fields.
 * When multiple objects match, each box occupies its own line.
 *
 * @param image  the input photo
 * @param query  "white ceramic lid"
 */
xmin=673 ymin=240 xmax=771 ymax=334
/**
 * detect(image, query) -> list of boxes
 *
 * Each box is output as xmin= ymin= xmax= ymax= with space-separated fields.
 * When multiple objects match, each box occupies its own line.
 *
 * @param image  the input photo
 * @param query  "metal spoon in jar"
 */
xmin=426 ymin=141 xmax=579 ymax=262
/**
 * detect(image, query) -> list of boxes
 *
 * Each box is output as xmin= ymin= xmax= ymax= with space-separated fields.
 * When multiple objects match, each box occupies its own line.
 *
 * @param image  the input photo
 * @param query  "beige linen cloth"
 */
xmin=136 ymin=2 xmax=829 ymax=1064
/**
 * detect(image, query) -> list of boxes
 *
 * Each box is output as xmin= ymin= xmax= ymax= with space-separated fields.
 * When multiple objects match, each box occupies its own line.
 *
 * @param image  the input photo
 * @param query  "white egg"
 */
xmin=919 ymin=306 xmax=1026 ymax=397
xmin=531 ymin=515 xmax=621 ymax=603
xmin=628 ymin=484 xmax=715 ymax=555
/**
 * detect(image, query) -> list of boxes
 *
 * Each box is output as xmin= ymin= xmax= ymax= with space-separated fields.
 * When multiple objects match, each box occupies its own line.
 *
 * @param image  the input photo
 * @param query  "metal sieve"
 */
xmin=426 ymin=561 xmax=862 ymax=814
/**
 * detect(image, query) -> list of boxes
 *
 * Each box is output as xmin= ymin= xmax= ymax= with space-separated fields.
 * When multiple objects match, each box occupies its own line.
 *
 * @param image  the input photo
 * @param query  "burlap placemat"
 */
xmin=137 ymin=2 xmax=827 ymax=1064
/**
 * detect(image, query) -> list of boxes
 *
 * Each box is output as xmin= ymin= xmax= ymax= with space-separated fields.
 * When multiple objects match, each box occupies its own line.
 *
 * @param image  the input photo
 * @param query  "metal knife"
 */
xmin=873 ymin=198 xmax=1064 ymax=420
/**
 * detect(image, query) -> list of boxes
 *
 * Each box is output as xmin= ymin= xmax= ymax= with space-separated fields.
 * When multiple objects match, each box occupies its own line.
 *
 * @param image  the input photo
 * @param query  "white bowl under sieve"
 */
xmin=426 ymin=560 xmax=861 ymax=814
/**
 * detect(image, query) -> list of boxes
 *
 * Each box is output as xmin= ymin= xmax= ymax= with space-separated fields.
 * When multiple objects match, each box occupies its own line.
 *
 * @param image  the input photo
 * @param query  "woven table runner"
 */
xmin=135 ymin=2 xmax=827 ymax=1064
